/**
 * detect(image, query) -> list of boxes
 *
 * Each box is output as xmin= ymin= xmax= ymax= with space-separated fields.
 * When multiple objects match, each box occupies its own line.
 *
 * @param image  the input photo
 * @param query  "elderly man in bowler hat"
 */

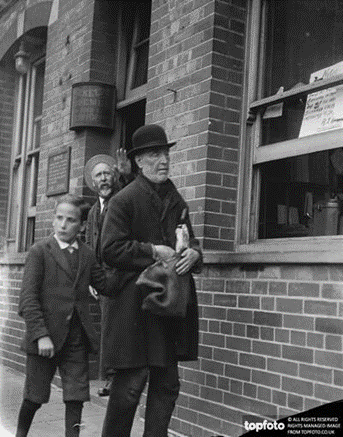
xmin=84 ymin=150 xmax=133 ymax=396
xmin=100 ymin=124 xmax=203 ymax=437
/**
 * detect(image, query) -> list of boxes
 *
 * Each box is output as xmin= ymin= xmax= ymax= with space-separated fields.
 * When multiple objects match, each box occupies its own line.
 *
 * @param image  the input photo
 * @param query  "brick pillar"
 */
xmin=37 ymin=0 xmax=118 ymax=378
xmin=0 ymin=67 xmax=15 ymax=250
xmin=147 ymin=0 xmax=246 ymax=252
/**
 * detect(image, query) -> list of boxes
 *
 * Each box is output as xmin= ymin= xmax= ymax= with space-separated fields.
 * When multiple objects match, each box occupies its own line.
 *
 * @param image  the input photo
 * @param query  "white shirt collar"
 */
xmin=54 ymin=234 xmax=79 ymax=250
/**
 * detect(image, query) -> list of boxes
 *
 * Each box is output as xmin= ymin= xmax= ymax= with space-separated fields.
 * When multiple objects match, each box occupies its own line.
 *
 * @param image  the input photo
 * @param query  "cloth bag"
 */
xmin=136 ymin=254 xmax=191 ymax=318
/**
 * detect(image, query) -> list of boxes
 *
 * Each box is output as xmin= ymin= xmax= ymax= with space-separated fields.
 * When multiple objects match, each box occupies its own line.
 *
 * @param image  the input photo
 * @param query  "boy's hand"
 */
xmin=37 ymin=336 xmax=55 ymax=358
xmin=175 ymin=248 xmax=200 ymax=275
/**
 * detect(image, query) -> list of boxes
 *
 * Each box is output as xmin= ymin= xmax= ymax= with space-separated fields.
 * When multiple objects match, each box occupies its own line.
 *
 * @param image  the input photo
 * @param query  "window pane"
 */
xmin=15 ymin=76 xmax=27 ymax=156
xmin=8 ymin=167 xmax=19 ymax=239
xmin=262 ymin=0 xmax=343 ymax=145
xmin=25 ymin=217 xmax=35 ymax=251
xmin=265 ymin=0 xmax=343 ymax=96
xmin=120 ymin=99 xmax=146 ymax=173
xmin=126 ymin=1 xmax=151 ymax=92
xmin=33 ymin=119 xmax=41 ymax=149
xmin=136 ymin=3 xmax=151 ymax=44
xmin=132 ymin=42 xmax=149 ymax=88
xmin=33 ymin=62 xmax=45 ymax=120
xmin=258 ymin=148 xmax=343 ymax=239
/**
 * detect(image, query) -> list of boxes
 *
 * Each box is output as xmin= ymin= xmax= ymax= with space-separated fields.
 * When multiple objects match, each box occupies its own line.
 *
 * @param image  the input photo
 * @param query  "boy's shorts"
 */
xmin=24 ymin=314 xmax=90 ymax=404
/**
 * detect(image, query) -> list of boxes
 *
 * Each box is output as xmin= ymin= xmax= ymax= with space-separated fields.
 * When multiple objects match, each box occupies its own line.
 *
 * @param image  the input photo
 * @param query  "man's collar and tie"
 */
xmin=98 ymin=197 xmax=109 ymax=229
xmin=99 ymin=197 xmax=109 ymax=213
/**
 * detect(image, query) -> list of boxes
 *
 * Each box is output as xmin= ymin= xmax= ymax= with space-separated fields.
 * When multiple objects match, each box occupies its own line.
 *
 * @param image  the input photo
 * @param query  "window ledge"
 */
xmin=203 ymin=237 xmax=343 ymax=264
xmin=0 ymin=252 xmax=27 ymax=265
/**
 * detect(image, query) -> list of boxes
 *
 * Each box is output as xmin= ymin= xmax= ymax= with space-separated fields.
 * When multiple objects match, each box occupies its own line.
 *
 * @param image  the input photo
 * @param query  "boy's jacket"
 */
xmin=19 ymin=235 xmax=113 ymax=355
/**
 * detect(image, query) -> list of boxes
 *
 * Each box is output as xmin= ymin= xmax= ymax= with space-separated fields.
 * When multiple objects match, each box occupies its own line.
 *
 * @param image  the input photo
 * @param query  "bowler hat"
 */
xmin=127 ymin=124 xmax=176 ymax=158
xmin=84 ymin=154 xmax=117 ymax=191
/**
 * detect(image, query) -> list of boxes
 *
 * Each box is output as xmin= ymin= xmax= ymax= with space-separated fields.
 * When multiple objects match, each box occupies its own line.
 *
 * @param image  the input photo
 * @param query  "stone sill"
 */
xmin=2 ymin=240 xmax=343 ymax=267
xmin=203 ymin=250 xmax=343 ymax=264
xmin=0 ymin=252 xmax=27 ymax=265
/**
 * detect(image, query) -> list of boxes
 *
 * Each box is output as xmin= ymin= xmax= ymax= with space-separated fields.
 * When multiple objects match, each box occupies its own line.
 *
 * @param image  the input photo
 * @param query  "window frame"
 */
xmin=115 ymin=1 xmax=150 ymax=110
xmin=111 ymin=1 xmax=150 ymax=157
xmin=6 ymin=56 xmax=45 ymax=253
xmin=235 ymin=0 xmax=343 ymax=263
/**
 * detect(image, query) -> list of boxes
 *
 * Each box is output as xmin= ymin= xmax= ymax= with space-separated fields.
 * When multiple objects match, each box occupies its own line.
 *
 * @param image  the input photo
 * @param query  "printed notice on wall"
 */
xmin=46 ymin=147 xmax=71 ymax=197
xmin=299 ymin=61 xmax=343 ymax=138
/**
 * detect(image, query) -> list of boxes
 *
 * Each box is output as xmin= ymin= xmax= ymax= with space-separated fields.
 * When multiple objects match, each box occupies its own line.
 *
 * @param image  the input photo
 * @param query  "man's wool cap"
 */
xmin=84 ymin=154 xmax=117 ymax=191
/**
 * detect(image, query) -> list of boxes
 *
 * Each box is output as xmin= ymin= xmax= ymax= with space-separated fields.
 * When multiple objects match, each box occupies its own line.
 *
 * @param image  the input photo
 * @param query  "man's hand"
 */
xmin=37 ymin=336 xmax=55 ymax=358
xmin=175 ymin=248 xmax=200 ymax=275
xmin=116 ymin=148 xmax=131 ymax=175
xmin=154 ymin=245 xmax=176 ymax=260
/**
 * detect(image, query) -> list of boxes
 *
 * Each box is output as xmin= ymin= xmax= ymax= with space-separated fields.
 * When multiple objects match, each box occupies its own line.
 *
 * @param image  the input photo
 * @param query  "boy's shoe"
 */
xmin=97 ymin=386 xmax=110 ymax=396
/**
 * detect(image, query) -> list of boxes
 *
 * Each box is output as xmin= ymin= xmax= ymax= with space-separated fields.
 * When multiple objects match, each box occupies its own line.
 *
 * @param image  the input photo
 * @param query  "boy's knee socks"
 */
xmin=16 ymin=399 xmax=41 ymax=437
xmin=65 ymin=400 xmax=83 ymax=437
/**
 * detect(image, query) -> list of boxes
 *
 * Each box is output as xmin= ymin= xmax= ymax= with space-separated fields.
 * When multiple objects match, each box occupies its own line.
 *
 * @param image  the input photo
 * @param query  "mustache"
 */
xmin=99 ymin=183 xmax=112 ymax=189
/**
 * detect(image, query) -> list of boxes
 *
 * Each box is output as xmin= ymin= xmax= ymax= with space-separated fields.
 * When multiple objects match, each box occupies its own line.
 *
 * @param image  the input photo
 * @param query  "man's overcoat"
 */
xmin=101 ymin=174 xmax=202 ymax=369
xmin=18 ymin=235 xmax=112 ymax=355
xmin=85 ymin=175 xmax=130 ymax=257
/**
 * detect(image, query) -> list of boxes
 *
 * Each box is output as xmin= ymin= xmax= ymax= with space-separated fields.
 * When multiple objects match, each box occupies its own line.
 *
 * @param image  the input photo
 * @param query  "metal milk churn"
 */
xmin=312 ymin=196 xmax=340 ymax=236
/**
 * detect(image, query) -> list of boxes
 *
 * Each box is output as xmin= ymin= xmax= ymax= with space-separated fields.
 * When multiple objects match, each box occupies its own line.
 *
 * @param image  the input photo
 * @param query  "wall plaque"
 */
xmin=70 ymin=82 xmax=116 ymax=130
xmin=46 ymin=147 xmax=71 ymax=197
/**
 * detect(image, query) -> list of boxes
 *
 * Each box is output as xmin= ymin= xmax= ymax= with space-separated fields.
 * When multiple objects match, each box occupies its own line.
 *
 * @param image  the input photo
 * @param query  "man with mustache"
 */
xmin=100 ymin=124 xmax=202 ymax=437
xmin=84 ymin=150 xmax=133 ymax=396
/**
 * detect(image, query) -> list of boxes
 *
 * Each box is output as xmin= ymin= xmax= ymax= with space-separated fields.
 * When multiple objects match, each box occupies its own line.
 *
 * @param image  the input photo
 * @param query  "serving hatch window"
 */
xmin=242 ymin=0 xmax=343 ymax=243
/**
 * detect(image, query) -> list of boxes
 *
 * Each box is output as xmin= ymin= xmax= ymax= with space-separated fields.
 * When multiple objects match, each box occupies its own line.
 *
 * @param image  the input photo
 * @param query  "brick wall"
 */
xmin=37 ymin=0 xmax=116 ymax=237
xmin=147 ymin=0 xmax=246 ymax=253
xmin=167 ymin=263 xmax=343 ymax=437
xmin=2 ymin=1 xmax=343 ymax=437
xmin=0 ymin=262 xmax=26 ymax=373
xmin=0 ymin=68 xmax=14 ymax=251
xmin=35 ymin=0 xmax=96 ymax=241
xmin=35 ymin=0 xmax=118 ymax=376
xmin=145 ymin=1 xmax=343 ymax=436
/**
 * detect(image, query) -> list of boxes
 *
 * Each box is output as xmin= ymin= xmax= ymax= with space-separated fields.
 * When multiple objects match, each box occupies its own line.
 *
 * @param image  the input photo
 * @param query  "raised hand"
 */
xmin=116 ymin=148 xmax=131 ymax=175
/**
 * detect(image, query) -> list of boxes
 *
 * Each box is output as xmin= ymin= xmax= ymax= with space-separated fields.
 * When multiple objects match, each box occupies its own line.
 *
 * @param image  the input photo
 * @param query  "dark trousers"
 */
xmin=99 ymin=295 xmax=115 ymax=381
xmin=24 ymin=311 xmax=89 ymax=404
xmin=101 ymin=365 xmax=180 ymax=437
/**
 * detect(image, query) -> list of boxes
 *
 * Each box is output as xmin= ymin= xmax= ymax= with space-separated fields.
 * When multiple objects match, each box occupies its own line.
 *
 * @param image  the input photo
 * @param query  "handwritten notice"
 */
xmin=298 ymin=87 xmax=343 ymax=137
xmin=309 ymin=60 xmax=343 ymax=83
xmin=299 ymin=62 xmax=343 ymax=137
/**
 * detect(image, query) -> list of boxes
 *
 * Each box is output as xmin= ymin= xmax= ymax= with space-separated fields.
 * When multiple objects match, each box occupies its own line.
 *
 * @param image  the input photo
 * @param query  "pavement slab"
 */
xmin=0 ymin=364 xmax=145 ymax=437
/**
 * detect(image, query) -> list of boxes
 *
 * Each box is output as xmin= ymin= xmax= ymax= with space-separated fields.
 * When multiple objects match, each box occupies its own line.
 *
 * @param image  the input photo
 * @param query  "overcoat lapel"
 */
xmin=137 ymin=175 xmax=163 ymax=218
xmin=161 ymin=188 xmax=181 ymax=222
xmin=137 ymin=175 xmax=182 ymax=223
xmin=74 ymin=241 xmax=89 ymax=285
